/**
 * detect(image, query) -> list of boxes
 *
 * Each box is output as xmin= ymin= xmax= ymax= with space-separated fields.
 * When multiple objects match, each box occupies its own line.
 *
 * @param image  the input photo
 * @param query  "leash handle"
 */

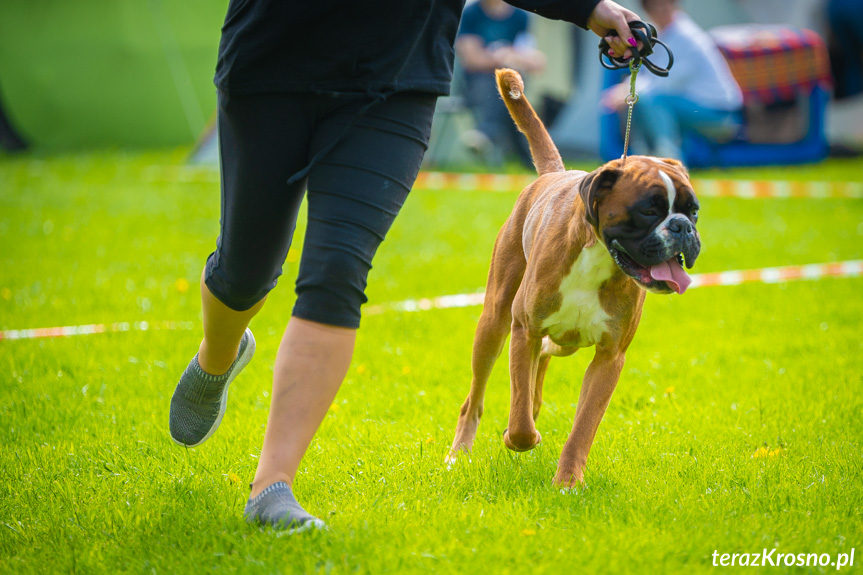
xmin=598 ymin=20 xmax=674 ymax=77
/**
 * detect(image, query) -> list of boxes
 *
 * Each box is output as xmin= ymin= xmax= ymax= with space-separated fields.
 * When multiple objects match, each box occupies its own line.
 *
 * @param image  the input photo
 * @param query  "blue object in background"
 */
xmin=600 ymin=69 xmax=829 ymax=167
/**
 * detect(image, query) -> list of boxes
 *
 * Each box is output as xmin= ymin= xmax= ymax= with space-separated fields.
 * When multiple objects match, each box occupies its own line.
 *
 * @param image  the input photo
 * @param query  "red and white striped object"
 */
xmin=144 ymin=167 xmax=861 ymax=199
xmin=689 ymin=260 xmax=863 ymax=288
xmin=2 ymin=262 xmax=860 ymax=340
xmin=0 ymin=321 xmax=194 ymax=342
xmin=413 ymin=172 xmax=863 ymax=198
xmin=366 ymin=260 xmax=863 ymax=315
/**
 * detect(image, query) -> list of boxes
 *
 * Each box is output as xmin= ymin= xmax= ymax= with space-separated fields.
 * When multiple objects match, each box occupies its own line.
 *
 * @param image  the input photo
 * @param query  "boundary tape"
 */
xmin=143 ymin=167 xmax=862 ymax=199
xmin=3 ymin=261 xmax=860 ymax=341
xmin=364 ymin=260 xmax=863 ymax=315
xmin=689 ymin=260 xmax=862 ymax=288
xmin=0 ymin=321 xmax=194 ymax=342
xmin=413 ymin=172 xmax=863 ymax=198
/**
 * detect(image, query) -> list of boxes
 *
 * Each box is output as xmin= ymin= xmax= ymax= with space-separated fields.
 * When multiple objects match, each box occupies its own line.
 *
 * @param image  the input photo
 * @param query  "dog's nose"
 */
xmin=668 ymin=216 xmax=693 ymax=235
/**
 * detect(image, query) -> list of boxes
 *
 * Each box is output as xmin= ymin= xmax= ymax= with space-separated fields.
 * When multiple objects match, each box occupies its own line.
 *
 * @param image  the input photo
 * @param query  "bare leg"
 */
xmin=197 ymin=270 xmax=266 ymax=375
xmin=250 ymin=317 xmax=356 ymax=498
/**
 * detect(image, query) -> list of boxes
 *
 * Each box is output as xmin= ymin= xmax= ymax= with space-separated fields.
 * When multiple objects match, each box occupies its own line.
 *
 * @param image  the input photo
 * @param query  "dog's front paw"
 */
xmin=502 ymin=427 xmax=542 ymax=452
xmin=443 ymin=452 xmax=466 ymax=469
xmin=552 ymin=467 xmax=585 ymax=489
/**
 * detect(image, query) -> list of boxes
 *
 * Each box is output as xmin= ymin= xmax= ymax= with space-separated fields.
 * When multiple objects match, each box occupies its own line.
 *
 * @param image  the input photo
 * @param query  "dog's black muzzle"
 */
xmin=613 ymin=215 xmax=701 ymax=269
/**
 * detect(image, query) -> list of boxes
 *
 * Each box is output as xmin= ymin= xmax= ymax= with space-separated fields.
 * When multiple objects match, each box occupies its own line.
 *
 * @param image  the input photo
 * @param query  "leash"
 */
xmin=621 ymin=61 xmax=640 ymax=161
xmin=598 ymin=21 xmax=674 ymax=160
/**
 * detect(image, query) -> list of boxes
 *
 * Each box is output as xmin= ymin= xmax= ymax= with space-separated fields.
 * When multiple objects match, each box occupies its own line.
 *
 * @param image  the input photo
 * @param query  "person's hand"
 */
xmin=492 ymin=45 xmax=517 ymax=67
xmin=494 ymin=46 xmax=546 ymax=74
xmin=586 ymin=0 xmax=642 ymax=60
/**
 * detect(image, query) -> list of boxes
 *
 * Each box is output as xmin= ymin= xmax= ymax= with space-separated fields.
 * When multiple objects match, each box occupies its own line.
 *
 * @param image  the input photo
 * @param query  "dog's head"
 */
xmin=579 ymin=156 xmax=701 ymax=294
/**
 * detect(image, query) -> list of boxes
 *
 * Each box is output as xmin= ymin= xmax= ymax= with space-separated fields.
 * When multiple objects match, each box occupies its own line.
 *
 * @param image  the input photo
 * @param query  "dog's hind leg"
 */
xmin=447 ymin=308 xmax=512 ymax=462
xmin=533 ymin=354 xmax=551 ymax=421
xmin=448 ymin=236 xmax=525 ymax=463
xmin=533 ymin=338 xmax=577 ymax=421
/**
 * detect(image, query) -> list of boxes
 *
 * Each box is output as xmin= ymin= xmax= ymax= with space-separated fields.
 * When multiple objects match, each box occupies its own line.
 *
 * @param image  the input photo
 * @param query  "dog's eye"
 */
xmin=639 ymin=209 xmax=660 ymax=218
xmin=691 ymin=209 xmax=699 ymax=223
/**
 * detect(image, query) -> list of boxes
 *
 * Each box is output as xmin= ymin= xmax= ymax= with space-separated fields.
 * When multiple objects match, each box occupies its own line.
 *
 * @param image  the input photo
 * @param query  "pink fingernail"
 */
xmin=628 ymin=37 xmax=637 ymax=46
xmin=609 ymin=50 xmax=616 ymax=56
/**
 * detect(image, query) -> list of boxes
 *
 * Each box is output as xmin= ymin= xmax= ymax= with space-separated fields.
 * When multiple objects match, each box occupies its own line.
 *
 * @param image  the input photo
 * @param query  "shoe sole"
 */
xmin=172 ymin=329 xmax=256 ymax=448
xmin=273 ymin=518 xmax=327 ymax=536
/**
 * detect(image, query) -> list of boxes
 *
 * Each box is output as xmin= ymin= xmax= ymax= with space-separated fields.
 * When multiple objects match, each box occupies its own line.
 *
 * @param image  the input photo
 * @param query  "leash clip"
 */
xmin=598 ymin=20 xmax=674 ymax=77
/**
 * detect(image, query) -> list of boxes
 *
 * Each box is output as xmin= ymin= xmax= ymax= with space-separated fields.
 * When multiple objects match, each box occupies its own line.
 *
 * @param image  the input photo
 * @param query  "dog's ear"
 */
xmin=579 ymin=167 xmax=621 ymax=227
xmin=659 ymin=157 xmax=689 ymax=178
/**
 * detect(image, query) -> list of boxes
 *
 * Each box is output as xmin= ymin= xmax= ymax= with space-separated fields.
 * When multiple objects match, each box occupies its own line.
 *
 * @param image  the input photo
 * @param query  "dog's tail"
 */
xmin=495 ymin=68 xmax=565 ymax=176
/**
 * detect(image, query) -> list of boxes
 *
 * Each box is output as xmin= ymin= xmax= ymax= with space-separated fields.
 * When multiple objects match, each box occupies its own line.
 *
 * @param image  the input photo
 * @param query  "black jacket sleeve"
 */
xmin=505 ymin=0 xmax=602 ymax=30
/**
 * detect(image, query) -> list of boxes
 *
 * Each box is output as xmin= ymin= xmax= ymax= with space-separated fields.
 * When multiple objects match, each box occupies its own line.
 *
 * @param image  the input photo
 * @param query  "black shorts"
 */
xmin=204 ymin=90 xmax=437 ymax=328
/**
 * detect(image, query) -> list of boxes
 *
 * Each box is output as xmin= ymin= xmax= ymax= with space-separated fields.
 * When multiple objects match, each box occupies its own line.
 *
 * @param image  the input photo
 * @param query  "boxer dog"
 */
xmin=447 ymin=69 xmax=701 ymax=487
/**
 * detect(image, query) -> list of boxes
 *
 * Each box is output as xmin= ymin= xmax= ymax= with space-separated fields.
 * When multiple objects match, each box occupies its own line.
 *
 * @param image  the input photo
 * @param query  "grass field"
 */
xmin=1 ymin=151 xmax=862 ymax=573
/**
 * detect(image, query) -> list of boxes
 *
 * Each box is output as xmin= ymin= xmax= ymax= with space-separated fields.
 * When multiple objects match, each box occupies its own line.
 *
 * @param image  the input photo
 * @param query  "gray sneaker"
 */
xmin=169 ymin=328 xmax=255 ymax=447
xmin=244 ymin=481 xmax=326 ymax=533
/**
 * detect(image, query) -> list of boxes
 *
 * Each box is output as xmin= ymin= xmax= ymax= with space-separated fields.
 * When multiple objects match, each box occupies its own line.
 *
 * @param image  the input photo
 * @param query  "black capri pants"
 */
xmin=204 ymin=90 xmax=438 ymax=328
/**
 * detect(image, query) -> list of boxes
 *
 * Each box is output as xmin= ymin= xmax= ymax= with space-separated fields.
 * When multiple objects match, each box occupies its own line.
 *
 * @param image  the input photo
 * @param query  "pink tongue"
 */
xmin=649 ymin=258 xmax=692 ymax=294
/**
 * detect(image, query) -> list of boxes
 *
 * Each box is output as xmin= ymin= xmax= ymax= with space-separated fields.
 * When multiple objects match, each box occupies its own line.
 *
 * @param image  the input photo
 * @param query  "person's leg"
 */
xmin=170 ymin=91 xmax=314 ymax=446
xmin=197 ymin=271 xmax=267 ymax=375
xmin=667 ymin=95 xmax=741 ymax=144
xmin=250 ymin=318 xmax=355 ymax=494
xmin=483 ymin=81 xmax=534 ymax=167
xmin=503 ymin=103 xmax=535 ymax=168
xmin=247 ymin=93 xmax=438 ymax=505
xmin=464 ymin=72 xmax=509 ymax=165
xmin=630 ymin=91 xmax=684 ymax=159
xmin=828 ymin=0 xmax=863 ymax=98
xmin=632 ymin=93 xmax=740 ymax=159
xmin=198 ymin=89 xmax=315 ymax=361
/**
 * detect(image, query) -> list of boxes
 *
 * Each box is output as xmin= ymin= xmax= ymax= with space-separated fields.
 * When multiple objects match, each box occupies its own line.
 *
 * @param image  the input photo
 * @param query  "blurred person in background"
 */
xmin=602 ymin=0 xmax=743 ymax=160
xmin=168 ymin=0 xmax=642 ymax=533
xmin=456 ymin=0 xmax=547 ymax=166
xmin=827 ymin=0 xmax=863 ymax=100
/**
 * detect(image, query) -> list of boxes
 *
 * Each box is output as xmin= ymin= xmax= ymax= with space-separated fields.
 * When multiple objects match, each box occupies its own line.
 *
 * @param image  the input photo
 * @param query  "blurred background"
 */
xmin=0 ymin=0 xmax=861 ymax=167
xmin=0 ymin=0 xmax=223 ymax=149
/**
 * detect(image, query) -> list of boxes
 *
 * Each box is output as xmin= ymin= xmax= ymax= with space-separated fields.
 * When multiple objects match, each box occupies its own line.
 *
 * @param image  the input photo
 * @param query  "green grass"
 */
xmin=1 ymin=152 xmax=862 ymax=573
xmin=0 ymin=2 xmax=226 ymax=148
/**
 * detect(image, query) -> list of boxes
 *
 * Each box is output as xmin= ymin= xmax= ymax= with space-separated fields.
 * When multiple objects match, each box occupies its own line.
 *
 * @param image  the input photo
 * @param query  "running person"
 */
xmin=169 ymin=0 xmax=642 ymax=532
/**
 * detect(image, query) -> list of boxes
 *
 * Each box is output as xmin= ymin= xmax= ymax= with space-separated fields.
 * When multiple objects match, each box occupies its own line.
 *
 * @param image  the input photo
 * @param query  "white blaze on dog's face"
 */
xmin=659 ymin=170 xmax=676 ymax=216
xmin=579 ymin=156 xmax=701 ymax=295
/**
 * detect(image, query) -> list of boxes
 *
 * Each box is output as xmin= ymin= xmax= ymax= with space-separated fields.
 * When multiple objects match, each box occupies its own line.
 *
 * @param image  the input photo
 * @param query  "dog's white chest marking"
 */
xmin=541 ymin=242 xmax=616 ymax=346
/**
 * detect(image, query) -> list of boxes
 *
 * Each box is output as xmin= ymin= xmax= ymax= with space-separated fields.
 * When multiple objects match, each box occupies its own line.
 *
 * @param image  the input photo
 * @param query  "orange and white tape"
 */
xmin=0 ymin=320 xmax=194 ymax=342
xmin=365 ymin=259 xmax=863 ymax=315
xmin=689 ymin=260 xmax=862 ymax=288
xmin=3 ymin=261 xmax=860 ymax=340
xmin=413 ymin=172 xmax=863 ymax=198
xmin=695 ymin=179 xmax=862 ymax=199
xmin=144 ymin=167 xmax=862 ymax=199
